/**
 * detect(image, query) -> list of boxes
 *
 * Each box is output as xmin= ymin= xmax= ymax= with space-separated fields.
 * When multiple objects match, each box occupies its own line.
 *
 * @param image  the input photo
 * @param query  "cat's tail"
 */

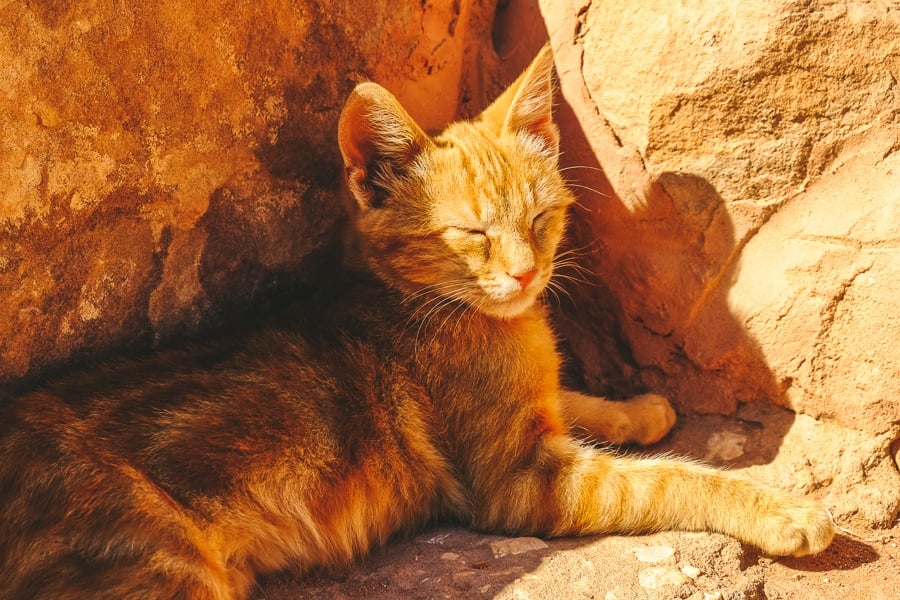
xmin=469 ymin=435 xmax=835 ymax=557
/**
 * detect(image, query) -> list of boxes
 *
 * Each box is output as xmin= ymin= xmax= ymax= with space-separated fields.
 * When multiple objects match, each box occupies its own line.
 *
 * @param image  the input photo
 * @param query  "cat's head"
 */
xmin=337 ymin=46 xmax=573 ymax=320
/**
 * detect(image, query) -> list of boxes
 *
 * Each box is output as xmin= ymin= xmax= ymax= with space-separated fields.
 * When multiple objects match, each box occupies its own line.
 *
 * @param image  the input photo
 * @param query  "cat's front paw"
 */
xmin=623 ymin=393 xmax=677 ymax=445
xmin=751 ymin=497 xmax=835 ymax=557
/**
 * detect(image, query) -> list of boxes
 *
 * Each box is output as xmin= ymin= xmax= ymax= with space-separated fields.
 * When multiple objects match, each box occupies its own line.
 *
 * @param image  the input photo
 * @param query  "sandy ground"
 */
xmin=253 ymin=411 xmax=899 ymax=600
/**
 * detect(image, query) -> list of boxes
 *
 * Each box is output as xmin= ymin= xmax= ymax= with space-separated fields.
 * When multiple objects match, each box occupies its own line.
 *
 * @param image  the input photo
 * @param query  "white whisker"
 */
xmin=555 ymin=238 xmax=601 ymax=259
xmin=558 ymin=164 xmax=606 ymax=173
xmin=545 ymin=280 xmax=575 ymax=307
xmin=565 ymin=182 xmax=610 ymax=199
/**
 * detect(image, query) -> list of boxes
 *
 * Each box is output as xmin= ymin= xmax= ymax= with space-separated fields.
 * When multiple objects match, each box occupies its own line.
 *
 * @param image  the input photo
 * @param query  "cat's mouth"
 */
xmin=474 ymin=271 xmax=547 ymax=319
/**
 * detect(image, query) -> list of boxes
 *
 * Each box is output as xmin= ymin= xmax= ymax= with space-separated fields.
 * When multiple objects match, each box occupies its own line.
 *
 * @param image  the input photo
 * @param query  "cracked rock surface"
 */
xmin=0 ymin=0 xmax=500 ymax=387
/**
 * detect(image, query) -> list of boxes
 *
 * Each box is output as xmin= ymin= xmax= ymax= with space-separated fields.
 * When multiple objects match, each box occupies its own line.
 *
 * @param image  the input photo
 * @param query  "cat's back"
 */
xmin=0 ymin=275 xmax=459 ymax=598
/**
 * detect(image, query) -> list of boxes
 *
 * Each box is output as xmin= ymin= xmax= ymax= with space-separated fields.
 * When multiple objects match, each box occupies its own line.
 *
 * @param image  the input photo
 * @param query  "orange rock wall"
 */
xmin=0 ymin=0 xmax=499 ymax=385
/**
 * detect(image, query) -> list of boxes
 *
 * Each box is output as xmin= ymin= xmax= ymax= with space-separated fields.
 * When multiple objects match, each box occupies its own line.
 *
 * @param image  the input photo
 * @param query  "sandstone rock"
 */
xmin=541 ymin=0 xmax=900 ymax=528
xmin=0 ymin=0 xmax=500 ymax=386
xmin=704 ymin=430 xmax=747 ymax=462
xmin=681 ymin=565 xmax=702 ymax=579
xmin=490 ymin=537 xmax=550 ymax=558
xmin=739 ymin=407 xmax=900 ymax=528
xmin=637 ymin=566 xmax=691 ymax=590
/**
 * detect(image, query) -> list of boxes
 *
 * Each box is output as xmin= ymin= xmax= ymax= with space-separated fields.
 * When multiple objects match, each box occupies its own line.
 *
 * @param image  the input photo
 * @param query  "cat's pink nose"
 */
xmin=512 ymin=268 xmax=537 ymax=289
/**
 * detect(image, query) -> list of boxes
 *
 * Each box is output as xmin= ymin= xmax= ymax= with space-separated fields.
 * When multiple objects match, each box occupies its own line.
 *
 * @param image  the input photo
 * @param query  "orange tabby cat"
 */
xmin=0 ymin=47 xmax=833 ymax=599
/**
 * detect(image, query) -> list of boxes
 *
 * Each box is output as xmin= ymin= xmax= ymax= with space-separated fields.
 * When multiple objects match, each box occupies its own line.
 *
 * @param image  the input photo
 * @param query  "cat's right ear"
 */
xmin=338 ymin=83 xmax=430 ymax=212
xmin=479 ymin=45 xmax=559 ymax=159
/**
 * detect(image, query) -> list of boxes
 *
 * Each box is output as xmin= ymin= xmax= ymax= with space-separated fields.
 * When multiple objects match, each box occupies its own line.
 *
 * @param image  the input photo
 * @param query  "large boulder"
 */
xmin=541 ymin=0 xmax=900 ymax=527
xmin=0 ymin=0 xmax=501 ymax=386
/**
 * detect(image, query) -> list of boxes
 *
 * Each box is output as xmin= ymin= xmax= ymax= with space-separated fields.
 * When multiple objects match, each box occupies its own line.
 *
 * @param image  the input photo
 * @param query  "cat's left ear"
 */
xmin=482 ymin=44 xmax=559 ymax=158
xmin=338 ymin=82 xmax=430 ymax=212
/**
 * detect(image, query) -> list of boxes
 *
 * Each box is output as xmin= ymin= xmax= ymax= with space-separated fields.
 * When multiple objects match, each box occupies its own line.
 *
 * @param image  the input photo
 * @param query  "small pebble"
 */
xmin=680 ymin=564 xmax=701 ymax=579
xmin=637 ymin=566 xmax=691 ymax=589
xmin=704 ymin=431 xmax=747 ymax=461
xmin=425 ymin=532 xmax=453 ymax=544
xmin=489 ymin=537 xmax=549 ymax=558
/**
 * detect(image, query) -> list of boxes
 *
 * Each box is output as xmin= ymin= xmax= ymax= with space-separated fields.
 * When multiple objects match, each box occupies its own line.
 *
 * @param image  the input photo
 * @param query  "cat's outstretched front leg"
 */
xmin=560 ymin=390 xmax=676 ymax=445
xmin=472 ymin=435 xmax=835 ymax=557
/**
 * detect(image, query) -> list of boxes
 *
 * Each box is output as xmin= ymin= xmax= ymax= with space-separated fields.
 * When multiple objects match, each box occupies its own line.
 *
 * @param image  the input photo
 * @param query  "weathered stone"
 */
xmin=704 ymin=431 xmax=747 ymax=462
xmin=490 ymin=537 xmax=550 ymax=558
xmin=541 ymin=0 xmax=900 ymax=528
xmin=637 ymin=566 xmax=691 ymax=589
xmin=681 ymin=565 xmax=702 ymax=579
xmin=0 ymin=0 xmax=500 ymax=386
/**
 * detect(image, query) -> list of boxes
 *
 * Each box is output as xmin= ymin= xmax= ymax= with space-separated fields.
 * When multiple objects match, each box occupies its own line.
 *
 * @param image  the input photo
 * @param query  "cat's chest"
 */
xmin=410 ymin=307 xmax=561 ymax=405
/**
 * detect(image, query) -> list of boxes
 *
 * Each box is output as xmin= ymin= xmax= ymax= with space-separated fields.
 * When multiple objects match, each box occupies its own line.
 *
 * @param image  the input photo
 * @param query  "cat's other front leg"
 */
xmin=559 ymin=390 xmax=676 ymax=445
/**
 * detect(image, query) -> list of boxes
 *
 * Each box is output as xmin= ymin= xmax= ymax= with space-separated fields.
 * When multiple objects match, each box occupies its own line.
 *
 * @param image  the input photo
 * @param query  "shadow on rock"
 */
xmin=254 ymin=528 xmax=564 ymax=600
xmin=775 ymin=533 xmax=880 ymax=573
xmin=549 ymin=88 xmax=795 ymax=462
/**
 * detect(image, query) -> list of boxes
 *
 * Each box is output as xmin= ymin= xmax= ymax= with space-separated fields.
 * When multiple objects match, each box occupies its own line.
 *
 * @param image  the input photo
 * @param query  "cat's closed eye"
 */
xmin=449 ymin=226 xmax=488 ymax=237
xmin=532 ymin=209 xmax=560 ymax=234
xmin=531 ymin=210 xmax=548 ymax=229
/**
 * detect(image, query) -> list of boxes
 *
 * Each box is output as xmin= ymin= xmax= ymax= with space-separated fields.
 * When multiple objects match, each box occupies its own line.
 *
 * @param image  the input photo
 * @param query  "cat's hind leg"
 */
xmin=560 ymin=390 xmax=676 ymax=445
xmin=0 ymin=444 xmax=238 ymax=600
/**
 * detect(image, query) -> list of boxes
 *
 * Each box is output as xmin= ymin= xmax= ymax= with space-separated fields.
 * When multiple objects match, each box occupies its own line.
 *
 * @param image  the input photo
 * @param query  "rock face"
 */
xmin=0 ymin=0 xmax=500 ymax=386
xmin=541 ymin=0 xmax=900 ymax=527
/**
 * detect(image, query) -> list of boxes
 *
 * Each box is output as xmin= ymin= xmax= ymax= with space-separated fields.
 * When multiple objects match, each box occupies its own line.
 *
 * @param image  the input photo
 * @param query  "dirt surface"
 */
xmin=254 ymin=411 xmax=900 ymax=600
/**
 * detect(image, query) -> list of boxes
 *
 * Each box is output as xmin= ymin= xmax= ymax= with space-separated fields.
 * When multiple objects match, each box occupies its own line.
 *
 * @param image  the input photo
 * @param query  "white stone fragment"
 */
xmin=680 ymin=564 xmax=702 ymax=579
xmin=704 ymin=431 xmax=747 ymax=461
xmin=637 ymin=566 xmax=691 ymax=589
xmin=489 ymin=537 xmax=549 ymax=558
